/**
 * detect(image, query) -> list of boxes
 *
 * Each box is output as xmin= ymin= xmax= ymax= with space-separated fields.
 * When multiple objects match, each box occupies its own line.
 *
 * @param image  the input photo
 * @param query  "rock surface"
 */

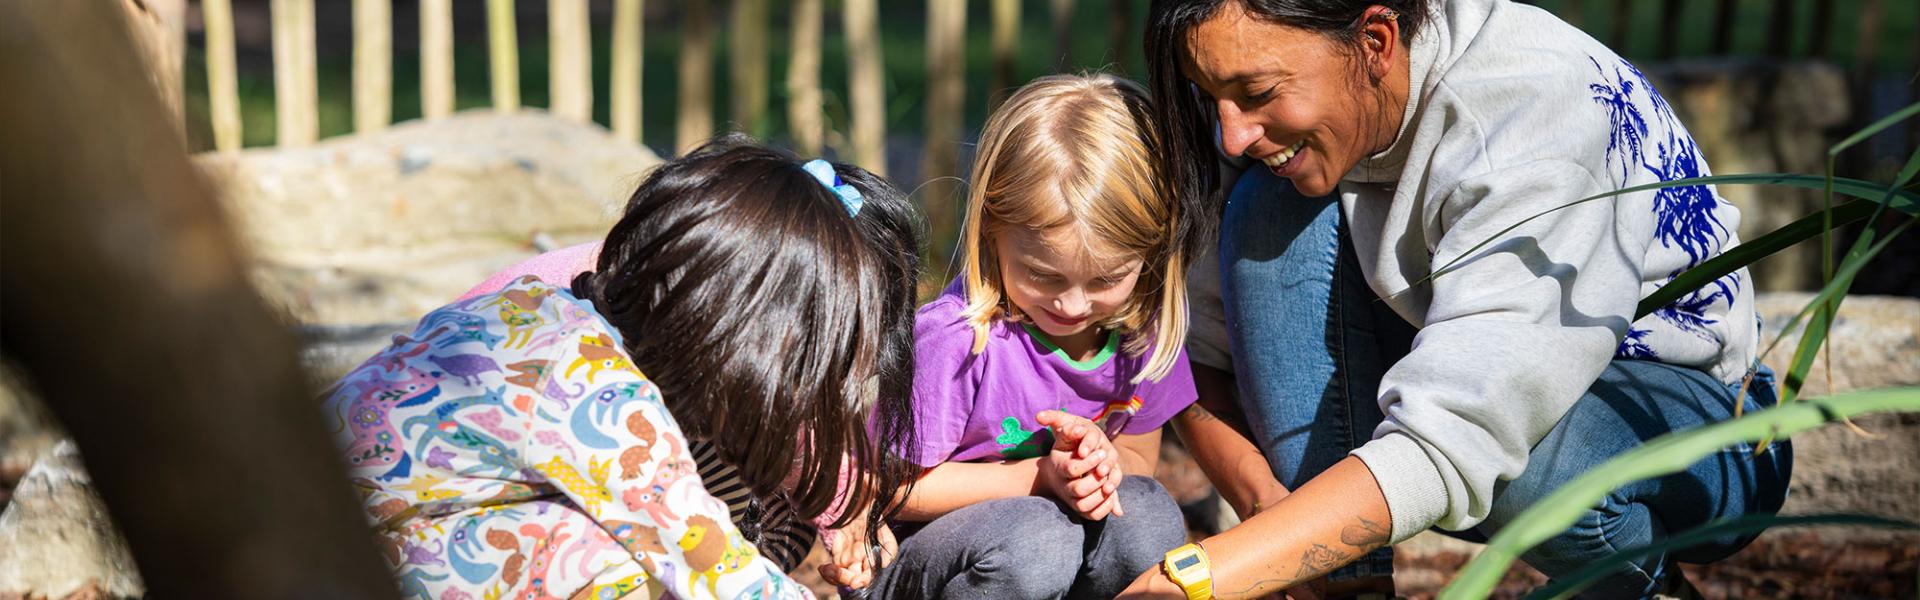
xmin=202 ymin=110 xmax=661 ymax=330
xmin=0 ymin=442 xmax=143 ymax=600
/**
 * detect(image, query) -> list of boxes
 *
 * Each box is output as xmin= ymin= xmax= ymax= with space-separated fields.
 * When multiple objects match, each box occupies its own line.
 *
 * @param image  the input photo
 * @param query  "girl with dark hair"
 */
xmin=322 ymin=134 xmax=922 ymax=599
xmin=1126 ymin=1 xmax=1791 ymax=598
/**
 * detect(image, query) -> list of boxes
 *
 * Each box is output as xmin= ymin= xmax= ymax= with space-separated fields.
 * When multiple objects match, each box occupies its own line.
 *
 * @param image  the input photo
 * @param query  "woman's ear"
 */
xmin=1359 ymin=6 xmax=1402 ymax=81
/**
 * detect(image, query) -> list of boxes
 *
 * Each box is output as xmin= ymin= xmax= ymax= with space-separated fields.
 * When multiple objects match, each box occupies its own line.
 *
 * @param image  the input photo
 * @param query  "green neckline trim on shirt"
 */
xmin=1020 ymin=323 xmax=1119 ymax=371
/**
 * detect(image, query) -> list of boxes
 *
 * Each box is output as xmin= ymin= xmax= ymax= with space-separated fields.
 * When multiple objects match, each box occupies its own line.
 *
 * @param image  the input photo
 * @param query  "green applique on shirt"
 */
xmin=995 ymin=416 xmax=1050 ymax=459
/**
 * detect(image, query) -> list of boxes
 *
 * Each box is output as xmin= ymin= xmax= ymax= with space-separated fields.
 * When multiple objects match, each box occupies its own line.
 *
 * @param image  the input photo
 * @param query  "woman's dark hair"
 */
xmin=572 ymin=133 xmax=921 ymax=556
xmin=1146 ymin=0 xmax=1428 ymax=258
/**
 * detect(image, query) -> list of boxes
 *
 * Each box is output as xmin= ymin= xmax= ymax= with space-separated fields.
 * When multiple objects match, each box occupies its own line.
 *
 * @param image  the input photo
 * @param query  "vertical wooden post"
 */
xmin=1108 ymin=0 xmax=1132 ymax=74
xmin=1710 ymin=0 xmax=1737 ymax=55
xmin=1050 ymin=0 xmax=1075 ymax=70
xmin=1807 ymin=0 xmax=1835 ymax=60
xmin=730 ymin=0 xmax=769 ymax=135
xmin=488 ymin=0 xmax=521 ymax=112
xmin=1656 ymin=0 xmax=1682 ymax=59
xmin=550 ymin=0 xmax=592 ymax=122
xmin=989 ymin=0 xmax=1020 ymax=112
xmin=677 ymin=0 xmax=715 ymax=154
xmin=271 ymin=0 xmax=317 ymax=146
xmin=786 ymin=0 xmax=824 ymax=155
xmin=1608 ymin=0 xmax=1633 ymax=53
xmin=612 ymin=0 xmax=645 ymax=141
xmin=203 ymin=0 xmax=243 ymax=150
xmin=924 ymin=0 xmax=967 ymax=273
xmin=421 ymin=0 xmax=454 ymax=120
xmin=1764 ymin=0 xmax=1794 ymax=58
xmin=353 ymin=0 xmax=391 ymax=133
xmin=844 ymin=0 xmax=886 ymax=174
xmin=1561 ymin=0 xmax=1584 ymax=28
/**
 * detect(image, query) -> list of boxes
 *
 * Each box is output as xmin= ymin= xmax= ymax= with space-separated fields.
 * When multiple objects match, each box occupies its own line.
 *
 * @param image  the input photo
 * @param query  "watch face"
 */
xmin=1174 ymin=554 xmax=1202 ymax=571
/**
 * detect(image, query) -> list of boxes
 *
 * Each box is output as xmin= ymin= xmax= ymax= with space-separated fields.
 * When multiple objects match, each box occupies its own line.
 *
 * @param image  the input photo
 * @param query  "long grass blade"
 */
xmin=1828 ymin=101 xmax=1920 ymax=157
xmin=1779 ymin=155 xmax=1920 ymax=405
xmin=1439 ymin=386 xmax=1920 ymax=599
xmin=1524 ymin=513 xmax=1920 ymax=600
xmin=1416 ymin=174 xmax=1917 ymax=292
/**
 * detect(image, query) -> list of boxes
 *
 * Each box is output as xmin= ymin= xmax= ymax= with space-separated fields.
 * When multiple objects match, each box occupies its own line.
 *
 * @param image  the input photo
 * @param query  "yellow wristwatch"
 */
xmin=1162 ymin=542 xmax=1214 ymax=600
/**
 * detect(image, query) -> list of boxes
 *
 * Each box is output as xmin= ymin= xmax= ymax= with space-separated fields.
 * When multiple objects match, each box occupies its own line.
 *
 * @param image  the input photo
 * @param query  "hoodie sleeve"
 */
xmin=1349 ymin=158 xmax=1654 ymax=542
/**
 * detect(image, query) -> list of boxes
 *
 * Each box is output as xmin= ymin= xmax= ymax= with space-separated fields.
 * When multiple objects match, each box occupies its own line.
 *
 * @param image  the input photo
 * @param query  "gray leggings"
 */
xmin=863 ymin=475 xmax=1187 ymax=600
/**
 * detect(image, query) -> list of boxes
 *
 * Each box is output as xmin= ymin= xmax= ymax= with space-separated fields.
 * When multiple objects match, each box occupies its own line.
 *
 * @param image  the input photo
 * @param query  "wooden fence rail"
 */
xmin=152 ymin=0 xmax=1912 ymax=183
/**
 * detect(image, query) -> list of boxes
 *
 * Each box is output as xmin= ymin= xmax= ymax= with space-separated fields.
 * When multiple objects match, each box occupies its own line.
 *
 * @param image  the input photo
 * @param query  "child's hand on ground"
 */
xmin=1035 ymin=409 xmax=1125 ymax=520
xmin=819 ymin=521 xmax=898 ymax=590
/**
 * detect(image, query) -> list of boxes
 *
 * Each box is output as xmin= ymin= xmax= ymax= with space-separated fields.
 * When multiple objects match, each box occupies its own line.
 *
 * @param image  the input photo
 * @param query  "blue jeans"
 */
xmin=1218 ymin=169 xmax=1793 ymax=597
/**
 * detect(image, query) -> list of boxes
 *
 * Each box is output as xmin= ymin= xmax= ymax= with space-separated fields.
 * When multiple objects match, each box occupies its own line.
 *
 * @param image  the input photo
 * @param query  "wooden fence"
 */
xmin=125 ymin=1 xmax=1911 ymax=165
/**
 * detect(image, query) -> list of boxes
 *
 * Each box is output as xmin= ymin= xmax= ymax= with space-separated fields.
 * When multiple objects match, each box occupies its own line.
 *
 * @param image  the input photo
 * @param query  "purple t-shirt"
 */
xmin=907 ymin=279 xmax=1199 ymax=467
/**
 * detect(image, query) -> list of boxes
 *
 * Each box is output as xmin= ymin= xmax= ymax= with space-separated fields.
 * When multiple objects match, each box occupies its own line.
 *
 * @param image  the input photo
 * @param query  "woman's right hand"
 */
xmin=1035 ymin=410 xmax=1125 ymax=520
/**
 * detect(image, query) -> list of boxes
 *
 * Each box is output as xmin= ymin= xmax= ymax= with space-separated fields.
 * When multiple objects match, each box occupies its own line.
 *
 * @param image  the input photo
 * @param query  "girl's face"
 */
xmin=995 ymin=226 xmax=1144 ymax=344
xmin=1182 ymin=2 xmax=1406 ymax=197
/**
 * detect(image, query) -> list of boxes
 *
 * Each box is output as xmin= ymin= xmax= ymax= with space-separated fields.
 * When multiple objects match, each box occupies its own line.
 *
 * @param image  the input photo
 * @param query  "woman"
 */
xmin=1124 ymin=1 xmax=1791 ymax=598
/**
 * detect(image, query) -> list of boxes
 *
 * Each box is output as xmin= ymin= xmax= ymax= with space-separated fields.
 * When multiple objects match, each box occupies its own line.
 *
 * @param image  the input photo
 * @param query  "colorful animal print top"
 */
xmin=323 ymin=276 xmax=811 ymax=599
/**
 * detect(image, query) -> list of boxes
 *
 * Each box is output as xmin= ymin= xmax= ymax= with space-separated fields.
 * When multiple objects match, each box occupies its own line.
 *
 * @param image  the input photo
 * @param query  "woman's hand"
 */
xmin=817 ymin=522 xmax=898 ymax=590
xmin=1035 ymin=409 xmax=1125 ymax=519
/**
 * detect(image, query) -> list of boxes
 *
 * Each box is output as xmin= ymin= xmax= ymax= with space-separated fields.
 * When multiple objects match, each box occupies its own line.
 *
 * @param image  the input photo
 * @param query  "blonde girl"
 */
xmin=857 ymin=74 xmax=1196 ymax=599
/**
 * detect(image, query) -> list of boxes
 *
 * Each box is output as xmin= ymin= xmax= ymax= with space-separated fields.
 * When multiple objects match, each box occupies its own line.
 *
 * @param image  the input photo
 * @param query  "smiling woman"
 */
xmin=1129 ymin=1 xmax=1793 ymax=599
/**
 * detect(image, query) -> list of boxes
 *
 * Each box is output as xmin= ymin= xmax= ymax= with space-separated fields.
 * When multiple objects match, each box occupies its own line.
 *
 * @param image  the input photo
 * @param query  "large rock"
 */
xmin=1754 ymin=293 xmax=1920 ymax=523
xmin=0 ymin=442 xmax=143 ymax=600
xmin=200 ymin=110 xmax=662 ymax=332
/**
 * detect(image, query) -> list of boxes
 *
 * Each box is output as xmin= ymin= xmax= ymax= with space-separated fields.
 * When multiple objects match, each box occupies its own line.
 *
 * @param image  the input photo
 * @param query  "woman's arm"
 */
xmin=1122 ymin=456 xmax=1390 ymax=599
xmin=1172 ymin=363 xmax=1290 ymax=519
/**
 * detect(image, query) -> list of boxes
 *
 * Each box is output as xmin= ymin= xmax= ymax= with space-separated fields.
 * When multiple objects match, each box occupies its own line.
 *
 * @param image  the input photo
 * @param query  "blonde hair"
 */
xmin=957 ymin=74 xmax=1188 ymax=383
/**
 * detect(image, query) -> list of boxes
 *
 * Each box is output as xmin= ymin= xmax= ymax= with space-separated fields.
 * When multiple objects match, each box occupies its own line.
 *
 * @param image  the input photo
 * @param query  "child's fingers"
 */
xmin=1082 ymin=489 xmax=1117 ymax=520
xmin=1066 ymin=472 xmax=1106 ymax=498
xmin=1059 ymin=449 xmax=1107 ymax=479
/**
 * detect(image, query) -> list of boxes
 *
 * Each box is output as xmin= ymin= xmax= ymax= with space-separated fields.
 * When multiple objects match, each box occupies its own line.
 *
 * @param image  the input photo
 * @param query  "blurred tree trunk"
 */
xmin=924 ymin=0 xmax=968 ymax=276
xmin=421 ymin=0 xmax=454 ymax=119
xmin=271 ymin=0 xmax=317 ymax=146
xmin=730 ymin=0 xmax=769 ymax=136
xmin=844 ymin=0 xmax=886 ymax=174
xmin=488 ymin=0 xmax=521 ymax=112
xmin=0 ymin=2 xmax=403 ymax=598
xmin=989 ymin=0 xmax=1020 ymax=112
xmin=353 ymin=0 xmax=392 ymax=133
xmin=550 ymin=0 xmax=593 ymax=122
xmin=612 ymin=0 xmax=645 ymax=142
xmin=786 ymin=0 xmax=824 ymax=155
xmin=1109 ymin=0 xmax=1131 ymax=75
xmin=1051 ymin=0 xmax=1075 ymax=70
xmin=122 ymin=0 xmax=185 ymax=136
xmin=677 ymin=0 xmax=714 ymax=154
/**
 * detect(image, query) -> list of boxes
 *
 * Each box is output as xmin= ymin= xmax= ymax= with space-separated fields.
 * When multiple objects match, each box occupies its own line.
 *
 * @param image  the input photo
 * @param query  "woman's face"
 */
xmin=1182 ymin=3 xmax=1406 ymax=197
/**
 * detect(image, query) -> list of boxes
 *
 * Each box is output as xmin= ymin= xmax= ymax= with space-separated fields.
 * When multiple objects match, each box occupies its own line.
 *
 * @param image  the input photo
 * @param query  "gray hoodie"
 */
xmin=1187 ymin=0 xmax=1759 ymax=542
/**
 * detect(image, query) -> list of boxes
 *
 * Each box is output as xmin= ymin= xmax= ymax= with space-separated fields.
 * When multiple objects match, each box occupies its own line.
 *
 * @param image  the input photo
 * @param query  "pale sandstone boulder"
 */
xmin=200 ymin=110 xmax=661 ymax=330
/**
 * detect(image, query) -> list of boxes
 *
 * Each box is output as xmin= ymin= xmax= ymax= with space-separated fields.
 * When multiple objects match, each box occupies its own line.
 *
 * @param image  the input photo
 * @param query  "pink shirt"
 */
xmin=457 ymin=241 xmax=603 ymax=301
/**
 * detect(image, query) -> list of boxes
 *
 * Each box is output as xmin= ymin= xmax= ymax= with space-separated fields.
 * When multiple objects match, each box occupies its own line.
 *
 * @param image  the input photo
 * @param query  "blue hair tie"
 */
xmin=802 ymin=159 xmax=864 ymax=216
